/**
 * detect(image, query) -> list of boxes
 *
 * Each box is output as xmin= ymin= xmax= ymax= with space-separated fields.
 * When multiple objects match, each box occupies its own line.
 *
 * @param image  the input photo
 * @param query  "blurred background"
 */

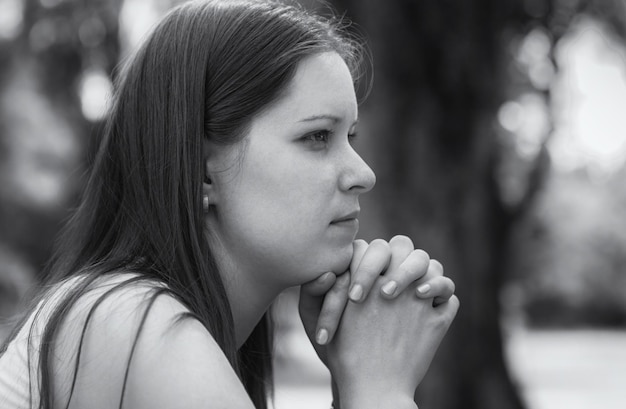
xmin=0 ymin=0 xmax=625 ymax=408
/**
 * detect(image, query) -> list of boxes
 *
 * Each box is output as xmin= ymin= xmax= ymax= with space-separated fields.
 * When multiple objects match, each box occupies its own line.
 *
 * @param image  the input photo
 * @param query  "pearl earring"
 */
xmin=202 ymin=195 xmax=209 ymax=213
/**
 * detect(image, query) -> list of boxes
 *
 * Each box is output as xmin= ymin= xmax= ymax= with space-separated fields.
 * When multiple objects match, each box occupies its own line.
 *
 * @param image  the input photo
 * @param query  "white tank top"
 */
xmin=0 ymin=274 xmax=145 ymax=408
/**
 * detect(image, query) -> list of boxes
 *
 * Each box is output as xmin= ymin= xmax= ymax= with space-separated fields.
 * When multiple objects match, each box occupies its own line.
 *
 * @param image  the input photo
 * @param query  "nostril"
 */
xmin=340 ymin=161 xmax=376 ymax=193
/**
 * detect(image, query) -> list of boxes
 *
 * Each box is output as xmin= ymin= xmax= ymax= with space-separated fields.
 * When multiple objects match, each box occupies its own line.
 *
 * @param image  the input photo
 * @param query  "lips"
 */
xmin=331 ymin=209 xmax=360 ymax=224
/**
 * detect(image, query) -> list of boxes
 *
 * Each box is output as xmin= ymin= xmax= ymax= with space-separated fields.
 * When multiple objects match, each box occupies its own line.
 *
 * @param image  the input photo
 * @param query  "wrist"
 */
xmin=333 ymin=372 xmax=417 ymax=409
xmin=338 ymin=389 xmax=416 ymax=409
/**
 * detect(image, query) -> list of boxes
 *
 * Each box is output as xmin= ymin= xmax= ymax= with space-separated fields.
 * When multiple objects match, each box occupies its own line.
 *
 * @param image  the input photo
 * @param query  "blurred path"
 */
xmin=273 ymin=308 xmax=626 ymax=409
xmin=505 ymin=329 xmax=626 ymax=409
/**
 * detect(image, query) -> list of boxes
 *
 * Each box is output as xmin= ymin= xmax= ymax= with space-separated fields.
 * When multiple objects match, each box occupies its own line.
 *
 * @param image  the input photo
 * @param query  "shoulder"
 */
xmin=51 ymin=273 xmax=254 ymax=409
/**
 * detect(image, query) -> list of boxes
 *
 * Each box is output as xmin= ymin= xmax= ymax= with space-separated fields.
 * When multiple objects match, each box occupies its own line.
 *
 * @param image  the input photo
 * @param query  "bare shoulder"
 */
xmin=52 ymin=275 xmax=254 ymax=409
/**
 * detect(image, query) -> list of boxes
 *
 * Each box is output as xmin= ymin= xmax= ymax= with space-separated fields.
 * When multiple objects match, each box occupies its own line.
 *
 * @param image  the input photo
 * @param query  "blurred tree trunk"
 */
xmin=327 ymin=1 xmax=553 ymax=408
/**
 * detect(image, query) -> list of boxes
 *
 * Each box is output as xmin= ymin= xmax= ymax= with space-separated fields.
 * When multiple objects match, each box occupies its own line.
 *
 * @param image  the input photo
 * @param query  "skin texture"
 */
xmin=204 ymin=51 xmax=376 ymax=345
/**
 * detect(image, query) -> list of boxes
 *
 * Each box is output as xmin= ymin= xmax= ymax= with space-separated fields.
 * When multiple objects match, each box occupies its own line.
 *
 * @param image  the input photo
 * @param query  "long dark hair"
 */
xmin=1 ymin=0 xmax=366 ymax=408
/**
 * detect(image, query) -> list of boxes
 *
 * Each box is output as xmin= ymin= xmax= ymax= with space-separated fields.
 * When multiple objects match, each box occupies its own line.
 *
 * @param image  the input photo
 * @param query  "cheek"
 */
xmin=246 ymin=155 xmax=332 ymax=223
xmin=224 ymin=164 xmax=352 ymax=278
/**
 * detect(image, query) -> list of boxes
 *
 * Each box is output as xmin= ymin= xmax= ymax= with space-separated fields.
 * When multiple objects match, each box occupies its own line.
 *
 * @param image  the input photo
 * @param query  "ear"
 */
xmin=202 ymin=139 xmax=241 ymax=208
xmin=202 ymin=138 xmax=218 ymax=207
xmin=202 ymin=159 xmax=218 ymax=206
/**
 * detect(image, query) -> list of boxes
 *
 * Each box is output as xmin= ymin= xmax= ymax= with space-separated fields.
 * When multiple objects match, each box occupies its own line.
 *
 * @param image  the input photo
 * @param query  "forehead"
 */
xmin=259 ymin=51 xmax=358 ymax=123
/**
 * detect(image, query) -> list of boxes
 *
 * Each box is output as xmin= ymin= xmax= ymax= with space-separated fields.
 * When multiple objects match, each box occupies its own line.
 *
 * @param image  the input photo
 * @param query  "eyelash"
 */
xmin=305 ymin=130 xmax=332 ymax=144
xmin=303 ymin=130 xmax=359 ymax=146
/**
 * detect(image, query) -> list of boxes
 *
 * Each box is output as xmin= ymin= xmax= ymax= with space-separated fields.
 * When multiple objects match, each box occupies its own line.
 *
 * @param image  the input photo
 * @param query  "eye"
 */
xmin=348 ymin=131 xmax=359 ymax=143
xmin=302 ymin=130 xmax=333 ymax=148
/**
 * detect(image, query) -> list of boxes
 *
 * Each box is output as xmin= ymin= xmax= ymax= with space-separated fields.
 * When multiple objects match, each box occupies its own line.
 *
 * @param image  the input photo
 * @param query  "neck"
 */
xmin=205 ymin=229 xmax=282 ymax=348
xmin=222 ymin=268 xmax=280 ymax=348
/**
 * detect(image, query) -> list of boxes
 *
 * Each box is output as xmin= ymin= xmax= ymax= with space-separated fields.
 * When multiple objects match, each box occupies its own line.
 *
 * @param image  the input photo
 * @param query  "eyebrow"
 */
xmin=298 ymin=114 xmax=341 ymax=123
xmin=298 ymin=114 xmax=358 ymax=126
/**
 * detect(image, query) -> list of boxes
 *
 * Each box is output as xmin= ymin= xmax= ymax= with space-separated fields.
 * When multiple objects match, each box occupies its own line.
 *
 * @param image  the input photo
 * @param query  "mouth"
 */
xmin=331 ymin=209 xmax=360 ymax=224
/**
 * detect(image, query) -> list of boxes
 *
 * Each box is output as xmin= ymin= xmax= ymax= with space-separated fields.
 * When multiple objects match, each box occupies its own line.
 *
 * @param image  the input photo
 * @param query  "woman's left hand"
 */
xmin=298 ymin=235 xmax=456 ymax=365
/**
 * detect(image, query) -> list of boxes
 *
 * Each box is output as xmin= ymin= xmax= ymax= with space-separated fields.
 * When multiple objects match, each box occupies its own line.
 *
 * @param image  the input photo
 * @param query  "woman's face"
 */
xmin=207 ymin=51 xmax=376 ymax=288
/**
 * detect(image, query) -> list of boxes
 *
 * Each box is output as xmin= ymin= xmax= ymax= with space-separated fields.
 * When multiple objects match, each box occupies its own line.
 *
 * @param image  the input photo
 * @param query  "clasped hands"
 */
xmin=299 ymin=235 xmax=459 ymax=409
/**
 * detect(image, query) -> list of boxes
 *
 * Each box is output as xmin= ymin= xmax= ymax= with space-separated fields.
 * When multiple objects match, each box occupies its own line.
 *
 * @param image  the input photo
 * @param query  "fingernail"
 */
xmin=316 ymin=328 xmax=329 ymax=345
xmin=417 ymin=283 xmax=431 ymax=294
xmin=349 ymin=284 xmax=363 ymax=302
xmin=318 ymin=272 xmax=333 ymax=282
xmin=381 ymin=280 xmax=398 ymax=296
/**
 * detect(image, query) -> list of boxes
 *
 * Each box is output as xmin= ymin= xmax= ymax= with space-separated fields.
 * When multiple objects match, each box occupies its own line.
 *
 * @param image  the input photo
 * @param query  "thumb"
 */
xmin=299 ymin=272 xmax=336 ymax=340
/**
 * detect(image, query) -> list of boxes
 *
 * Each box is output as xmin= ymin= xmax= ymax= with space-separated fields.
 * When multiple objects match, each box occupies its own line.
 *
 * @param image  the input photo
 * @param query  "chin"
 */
xmin=285 ymin=243 xmax=354 ymax=286
xmin=321 ymin=244 xmax=354 ymax=275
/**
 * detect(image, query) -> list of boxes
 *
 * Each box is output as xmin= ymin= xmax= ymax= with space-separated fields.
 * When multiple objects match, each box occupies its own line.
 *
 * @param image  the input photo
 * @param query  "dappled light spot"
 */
xmin=0 ymin=0 xmax=23 ymax=40
xmin=79 ymin=68 xmax=112 ymax=121
xmin=498 ymin=93 xmax=550 ymax=159
xmin=549 ymin=17 xmax=626 ymax=178
xmin=516 ymin=27 xmax=555 ymax=90
xmin=119 ymin=0 xmax=162 ymax=53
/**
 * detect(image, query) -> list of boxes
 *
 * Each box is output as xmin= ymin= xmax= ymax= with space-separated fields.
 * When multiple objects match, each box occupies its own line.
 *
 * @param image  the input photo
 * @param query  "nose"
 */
xmin=339 ymin=147 xmax=376 ymax=194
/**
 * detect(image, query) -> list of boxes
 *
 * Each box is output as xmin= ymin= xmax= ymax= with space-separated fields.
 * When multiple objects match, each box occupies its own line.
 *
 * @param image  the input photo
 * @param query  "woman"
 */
xmin=0 ymin=1 xmax=459 ymax=408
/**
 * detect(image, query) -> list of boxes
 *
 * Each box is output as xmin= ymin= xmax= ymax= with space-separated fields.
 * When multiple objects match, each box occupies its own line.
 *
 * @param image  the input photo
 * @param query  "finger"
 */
xmin=427 ymin=259 xmax=444 ymax=277
xmin=349 ymin=239 xmax=391 ymax=303
xmin=301 ymin=271 xmax=337 ymax=297
xmin=350 ymin=239 xmax=369 ymax=273
xmin=411 ymin=258 xmax=443 ymax=295
xmin=385 ymin=235 xmax=415 ymax=274
xmin=434 ymin=294 xmax=460 ymax=322
xmin=314 ymin=272 xmax=351 ymax=345
xmin=413 ymin=259 xmax=449 ymax=304
xmin=380 ymin=249 xmax=430 ymax=299
xmin=299 ymin=272 xmax=337 ymax=341
xmin=414 ymin=275 xmax=455 ymax=305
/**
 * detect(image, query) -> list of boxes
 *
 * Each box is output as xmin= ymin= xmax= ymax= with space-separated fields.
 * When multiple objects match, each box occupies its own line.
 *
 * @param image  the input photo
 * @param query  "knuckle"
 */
xmin=319 ymin=304 xmax=338 ymax=320
xmin=446 ymin=277 xmax=456 ymax=294
xmin=389 ymin=235 xmax=414 ymax=249
xmin=428 ymin=259 xmax=444 ymax=275
xmin=353 ymin=239 xmax=368 ymax=250
xmin=320 ymin=295 xmax=344 ymax=319
xmin=413 ymin=248 xmax=430 ymax=263
xmin=318 ymin=313 xmax=337 ymax=329
xmin=398 ymin=260 xmax=423 ymax=280
xmin=399 ymin=250 xmax=430 ymax=276
xmin=370 ymin=238 xmax=390 ymax=252
xmin=448 ymin=295 xmax=460 ymax=315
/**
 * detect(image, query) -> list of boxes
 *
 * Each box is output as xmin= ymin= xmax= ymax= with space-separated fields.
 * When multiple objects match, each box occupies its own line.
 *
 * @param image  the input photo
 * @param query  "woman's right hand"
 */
xmin=300 ymin=235 xmax=459 ymax=408
xmin=300 ymin=236 xmax=457 ymax=353
xmin=328 ymin=276 xmax=459 ymax=409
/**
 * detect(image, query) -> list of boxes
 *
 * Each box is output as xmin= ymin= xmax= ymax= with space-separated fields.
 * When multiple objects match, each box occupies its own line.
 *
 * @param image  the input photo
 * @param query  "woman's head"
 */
xmin=172 ymin=1 xmax=376 ymax=286
xmin=103 ymin=0 xmax=369 ymax=259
